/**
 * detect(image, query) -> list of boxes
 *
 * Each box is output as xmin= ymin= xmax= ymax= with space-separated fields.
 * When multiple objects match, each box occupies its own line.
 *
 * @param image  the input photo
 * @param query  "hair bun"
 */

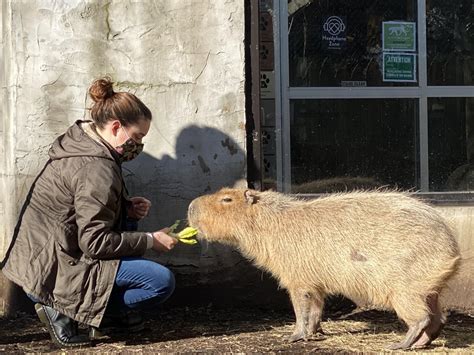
xmin=89 ymin=77 xmax=115 ymax=102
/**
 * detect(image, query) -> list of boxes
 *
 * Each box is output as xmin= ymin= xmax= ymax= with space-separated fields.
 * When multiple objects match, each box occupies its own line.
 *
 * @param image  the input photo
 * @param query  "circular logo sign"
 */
xmin=323 ymin=16 xmax=346 ymax=36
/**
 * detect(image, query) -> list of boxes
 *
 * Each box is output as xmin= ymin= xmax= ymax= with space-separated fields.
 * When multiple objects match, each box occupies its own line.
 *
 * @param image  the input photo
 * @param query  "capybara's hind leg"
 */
xmin=412 ymin=294 xmax=446 ymax=348
xmin=387 ymin=295 xmax=431 ymax=350
xmin=386 ymin=316 xmax=430 ymax=350
xmin=307 ymin=291 xmax=325 ymax=336
xmin=287 ymin=288 xmax=311 ymax=342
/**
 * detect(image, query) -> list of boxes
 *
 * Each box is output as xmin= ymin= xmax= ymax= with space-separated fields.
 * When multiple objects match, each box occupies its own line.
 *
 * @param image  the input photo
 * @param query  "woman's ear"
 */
xmin=110 ymin=119 xmax=121 ymax=137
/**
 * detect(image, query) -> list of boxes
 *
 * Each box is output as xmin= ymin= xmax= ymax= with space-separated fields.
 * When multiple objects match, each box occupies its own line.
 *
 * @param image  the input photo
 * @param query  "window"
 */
xmin=427 ymin=0 xmax=474 ymax=86
xmin=290 ymin=99 xmax=419 ymax=192
xmin=259 ymin=0 xmax=474 ymax=195
xmin=288 ymin=0 xmax=418 ymax=87
xmin=428 ymin=97 xmax=474 ymax=191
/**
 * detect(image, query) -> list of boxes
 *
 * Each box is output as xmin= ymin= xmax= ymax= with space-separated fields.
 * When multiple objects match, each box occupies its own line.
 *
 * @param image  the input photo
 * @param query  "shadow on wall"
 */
xmin=120 ymin=124 xmax=287 ymax=308
xmin=122 ymin=124 xmax=247 ymax=229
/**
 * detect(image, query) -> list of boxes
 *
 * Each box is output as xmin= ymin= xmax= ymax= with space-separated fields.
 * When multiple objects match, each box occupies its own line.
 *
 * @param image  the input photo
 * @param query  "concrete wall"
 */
xmin=0 ymin=0 xmax=248 ymax=314
xmin=438 ymin=205 xmax=474 ymax=312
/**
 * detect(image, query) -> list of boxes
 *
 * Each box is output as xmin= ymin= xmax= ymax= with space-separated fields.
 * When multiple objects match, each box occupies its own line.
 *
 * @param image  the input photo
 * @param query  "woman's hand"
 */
xmin=151 ymin=227 xmax=178 ymax=252
xmin=128 ymin=197 xmax=151 ymax=220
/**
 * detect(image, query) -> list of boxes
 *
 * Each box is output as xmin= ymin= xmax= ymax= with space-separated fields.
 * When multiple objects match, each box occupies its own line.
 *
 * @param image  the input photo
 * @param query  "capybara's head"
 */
xmin=187 ymin=188 xmax=260 ymax=244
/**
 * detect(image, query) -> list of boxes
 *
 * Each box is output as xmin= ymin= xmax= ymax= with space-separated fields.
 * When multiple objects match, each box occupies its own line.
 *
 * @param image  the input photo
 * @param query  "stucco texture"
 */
xmin=1 ymin=0 xmax=248 ymax=297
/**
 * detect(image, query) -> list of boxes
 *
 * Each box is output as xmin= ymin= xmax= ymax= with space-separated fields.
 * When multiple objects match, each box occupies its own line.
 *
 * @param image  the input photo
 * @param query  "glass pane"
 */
xmin=429 ymin=98 xmax=474 ymax=191
xmin=290 ymin=99 xmax=419 ymax=193
xmin=288 ymin=0 xmax=418 ymax=87
xmin=427 ymin=0 xmax=474 ymax=86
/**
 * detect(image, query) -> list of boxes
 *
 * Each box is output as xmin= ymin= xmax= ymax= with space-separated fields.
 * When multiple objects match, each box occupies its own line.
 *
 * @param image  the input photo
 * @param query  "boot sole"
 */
xmin=35 ymin=303 xmax=91 ymax=348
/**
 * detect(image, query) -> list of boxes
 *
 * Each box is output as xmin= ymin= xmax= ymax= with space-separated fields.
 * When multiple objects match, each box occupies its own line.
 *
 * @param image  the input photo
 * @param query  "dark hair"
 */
xmin=88 ymin=77 xmax=152 ymax=129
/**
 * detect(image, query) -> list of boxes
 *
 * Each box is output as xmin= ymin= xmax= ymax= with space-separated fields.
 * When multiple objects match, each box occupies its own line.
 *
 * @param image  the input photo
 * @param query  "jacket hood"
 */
xmin=49 ymin=120 xmax=116 ymax=161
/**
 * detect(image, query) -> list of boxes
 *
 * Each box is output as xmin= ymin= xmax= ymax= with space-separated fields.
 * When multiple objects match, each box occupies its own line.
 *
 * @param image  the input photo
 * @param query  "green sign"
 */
xmin=383 ymin=53 xmax=417 ymax=82
xmin=383 ymin=21 xmax=416 ymax=52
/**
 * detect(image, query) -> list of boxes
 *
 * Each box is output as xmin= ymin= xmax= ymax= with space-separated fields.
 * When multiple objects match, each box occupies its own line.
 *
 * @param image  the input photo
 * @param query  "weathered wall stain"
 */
xmin=197 ymin=155 xmax=211 ymax=174
xmin=221 ymin=137 xmax=238 ymax=155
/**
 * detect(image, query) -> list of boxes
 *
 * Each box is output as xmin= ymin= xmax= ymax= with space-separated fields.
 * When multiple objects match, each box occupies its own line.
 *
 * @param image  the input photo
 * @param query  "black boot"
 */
xmin=89 ymin=310 xmax=144 ymax=340
xmin=35 ymin=303 xmax=91 ymax=348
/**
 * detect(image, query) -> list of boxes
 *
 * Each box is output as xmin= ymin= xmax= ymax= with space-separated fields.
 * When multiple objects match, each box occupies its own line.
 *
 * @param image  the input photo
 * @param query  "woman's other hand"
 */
xmin=128 ymin=197 xmax=151 ymax=220
xmin=151 ymin=228 xmax=178 ymax=252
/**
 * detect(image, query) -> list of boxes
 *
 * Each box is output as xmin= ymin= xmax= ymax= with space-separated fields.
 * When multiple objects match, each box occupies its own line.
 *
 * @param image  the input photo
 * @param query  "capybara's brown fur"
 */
xmin=188 ymin=188 xmax=461 ymax=349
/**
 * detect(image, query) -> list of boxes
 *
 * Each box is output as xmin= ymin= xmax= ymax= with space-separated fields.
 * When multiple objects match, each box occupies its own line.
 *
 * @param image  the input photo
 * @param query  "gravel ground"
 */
xmin=0 ymin=306 xmax=473 ymax=354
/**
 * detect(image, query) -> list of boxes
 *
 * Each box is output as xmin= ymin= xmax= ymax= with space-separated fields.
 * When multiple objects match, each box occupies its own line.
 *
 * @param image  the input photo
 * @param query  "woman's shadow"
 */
xmin=123 ymin=124 xmax=247 ymax=229
xmin=122 ymin=124 xmax=272 ymax=298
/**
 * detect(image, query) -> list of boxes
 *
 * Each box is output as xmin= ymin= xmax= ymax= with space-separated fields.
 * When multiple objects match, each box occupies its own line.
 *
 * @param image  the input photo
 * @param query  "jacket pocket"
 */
xmin=53 ymin=242 xmax=92 ymax=304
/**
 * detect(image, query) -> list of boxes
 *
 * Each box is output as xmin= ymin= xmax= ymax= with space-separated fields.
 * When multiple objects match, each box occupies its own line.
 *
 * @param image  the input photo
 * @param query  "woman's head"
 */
xmin=89 ymin=77 xmax=152 ymax=128
xmin=88 ymin=77 xmax=152 ymax=161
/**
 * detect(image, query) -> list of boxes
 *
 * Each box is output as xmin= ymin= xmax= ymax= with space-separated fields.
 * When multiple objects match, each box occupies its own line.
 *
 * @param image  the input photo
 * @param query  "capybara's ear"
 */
xmin=244 ymin=190 xmax=259 ymax=205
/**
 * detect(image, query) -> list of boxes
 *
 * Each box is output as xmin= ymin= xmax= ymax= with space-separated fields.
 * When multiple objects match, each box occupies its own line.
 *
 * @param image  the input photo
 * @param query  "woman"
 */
xmin=1 ymin=77 xmax=178 ymax=347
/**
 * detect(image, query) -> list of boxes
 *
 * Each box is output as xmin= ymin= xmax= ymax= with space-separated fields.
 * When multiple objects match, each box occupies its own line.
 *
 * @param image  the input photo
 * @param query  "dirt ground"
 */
xmin=0 ymin=306 xmax=473 ymax=354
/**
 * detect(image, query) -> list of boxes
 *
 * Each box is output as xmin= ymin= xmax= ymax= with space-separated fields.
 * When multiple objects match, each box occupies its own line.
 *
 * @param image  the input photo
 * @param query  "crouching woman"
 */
xmin=1 ymin=77 xmax=177 ymax=347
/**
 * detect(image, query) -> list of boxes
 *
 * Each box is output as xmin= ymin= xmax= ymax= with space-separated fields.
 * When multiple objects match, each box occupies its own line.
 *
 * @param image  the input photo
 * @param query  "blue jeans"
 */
xmin=28 ymin=257 xmax=175 ymax=318
xmin=105 ymin=257 xmax=175 ymax=315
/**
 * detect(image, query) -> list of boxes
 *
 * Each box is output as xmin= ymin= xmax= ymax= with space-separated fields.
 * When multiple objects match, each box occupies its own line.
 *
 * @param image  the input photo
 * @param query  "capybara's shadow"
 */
xmin=98 ymin=307 xmax=295 ymax=345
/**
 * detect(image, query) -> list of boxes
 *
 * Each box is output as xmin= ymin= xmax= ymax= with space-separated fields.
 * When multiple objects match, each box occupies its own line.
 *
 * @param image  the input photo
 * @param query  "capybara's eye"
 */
xmin=221 ymin=197 xmax=233 ymax=203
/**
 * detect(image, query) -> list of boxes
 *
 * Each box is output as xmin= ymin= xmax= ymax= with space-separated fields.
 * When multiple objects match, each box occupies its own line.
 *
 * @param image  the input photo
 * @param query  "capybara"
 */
xmin=187 ymin=188 xmax=461 ymax=350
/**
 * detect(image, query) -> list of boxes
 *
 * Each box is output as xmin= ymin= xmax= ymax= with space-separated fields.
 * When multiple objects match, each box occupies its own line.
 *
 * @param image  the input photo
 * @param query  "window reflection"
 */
xmin=427 ymin=0 xmax=474 ymax=86
xmin=429 ymin=98 xmax=474 ymax=191
xmin=288 ymin=0 xmax=418 ymax=87
xmin=290 ymin=99 xmax=419 ymax=193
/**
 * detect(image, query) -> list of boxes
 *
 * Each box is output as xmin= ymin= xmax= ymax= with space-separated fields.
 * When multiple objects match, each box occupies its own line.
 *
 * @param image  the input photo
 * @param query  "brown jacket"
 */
xmin=2 ymin=121 xmax=149 ymax=327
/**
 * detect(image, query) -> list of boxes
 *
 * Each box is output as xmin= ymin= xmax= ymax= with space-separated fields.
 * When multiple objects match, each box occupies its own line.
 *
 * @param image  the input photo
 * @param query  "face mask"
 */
xmin=115 ymin=127 xmax=144 ymax=162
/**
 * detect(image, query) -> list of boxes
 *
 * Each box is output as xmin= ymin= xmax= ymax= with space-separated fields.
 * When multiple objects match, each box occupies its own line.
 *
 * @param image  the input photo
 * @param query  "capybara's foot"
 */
xmin=286 ymin=331 xmax=307 ymax=343
xmin=410 ymin=332 xmax=432 ymax=349
xmin=411 ymin=320 xmax=445 ymax=349
xmin=386 ymin=341 xmax=409 ymax=350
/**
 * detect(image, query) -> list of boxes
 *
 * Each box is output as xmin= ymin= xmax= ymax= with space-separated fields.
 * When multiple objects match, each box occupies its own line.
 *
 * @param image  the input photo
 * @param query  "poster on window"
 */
xmin=382 ymin=21 xmax=416 ymax=52
xmin=322 ymin=16 xmax=347 ymax=51
xmin=383 ymin=53 xmax=417 ymax=82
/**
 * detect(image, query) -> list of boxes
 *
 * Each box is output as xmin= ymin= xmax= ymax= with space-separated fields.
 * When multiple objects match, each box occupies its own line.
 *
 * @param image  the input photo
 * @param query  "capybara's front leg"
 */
xmin=287 ymin=288 xmax=311 ymax=342
xmin=307 ymin=291 xmax=325 ymax=336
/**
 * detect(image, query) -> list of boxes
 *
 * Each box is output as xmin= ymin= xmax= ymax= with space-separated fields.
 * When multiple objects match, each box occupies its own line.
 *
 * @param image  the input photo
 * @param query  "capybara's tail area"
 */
xmin=396 ymin=255 xmax=462 ymax=322
xmin=421 ymin=255 xmax=462 ymax=298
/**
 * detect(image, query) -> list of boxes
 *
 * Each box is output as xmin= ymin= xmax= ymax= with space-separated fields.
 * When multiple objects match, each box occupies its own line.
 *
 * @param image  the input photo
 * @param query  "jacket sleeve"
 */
xmin=73 ymin=159 xmax=149 ymax=259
